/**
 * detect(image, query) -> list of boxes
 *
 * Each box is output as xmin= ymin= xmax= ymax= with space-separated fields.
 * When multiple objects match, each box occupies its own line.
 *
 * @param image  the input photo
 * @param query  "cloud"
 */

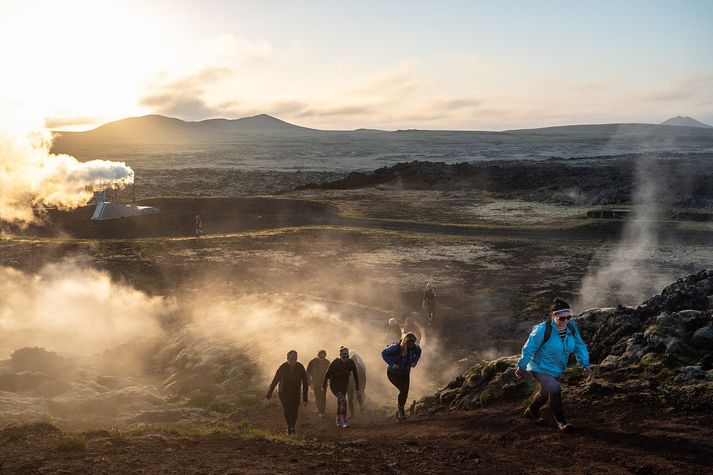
xmin=139 ymin=68 xmax=234 ymax=120
xmin=643 ymin=74 xmax=713 ymax=104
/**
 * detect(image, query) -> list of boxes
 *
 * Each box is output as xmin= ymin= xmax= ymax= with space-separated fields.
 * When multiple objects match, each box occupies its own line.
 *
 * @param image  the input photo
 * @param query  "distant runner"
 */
xmin=382 ymin=332 xmax=422 ymax=422
xmin=347 ymin=350 xmax=367 ymax=417
xmin=266 ymin=350 xmax=309 ymax=436
xmin=323 ymin=346 xmax=360 ymax=428
xmin=306 ymin=349 xmax=330 ymax=418
xmin=515 ymin=298 xmax=592 ymax=431
xmin=422 ymin=283 xmax=436 ymax=326
xmin=195 ymin=214 xmax=205 ymax=237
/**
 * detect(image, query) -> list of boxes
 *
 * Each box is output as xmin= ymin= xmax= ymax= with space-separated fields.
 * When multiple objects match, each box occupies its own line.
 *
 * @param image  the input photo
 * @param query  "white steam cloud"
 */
xmin=577 ymin=157 xmax=673 ymax=308
xmin=0 ymin=113 xmax=134 ymax=224
xmin=0 ymin=261 xmax=168 ymax=358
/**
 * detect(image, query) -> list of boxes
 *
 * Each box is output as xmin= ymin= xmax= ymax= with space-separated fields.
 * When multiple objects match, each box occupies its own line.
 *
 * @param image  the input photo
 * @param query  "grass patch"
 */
xmin=102 ymin=420 xmax=301 ymax=445
xmin=57 ymin=434 xmax=86 ymax=452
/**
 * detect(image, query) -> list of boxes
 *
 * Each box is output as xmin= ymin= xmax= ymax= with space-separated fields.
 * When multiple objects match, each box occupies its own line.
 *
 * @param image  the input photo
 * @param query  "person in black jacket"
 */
xmin=306 ymin=349 xmax=330 ymax=417
xmin=266 ymin=350 xmax=309 ymax=435
xmin=323 ymin=346 xmax=360 ymax=428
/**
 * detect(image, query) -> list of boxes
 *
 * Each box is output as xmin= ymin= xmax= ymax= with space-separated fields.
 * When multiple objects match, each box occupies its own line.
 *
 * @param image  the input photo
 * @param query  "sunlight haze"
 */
xmin=2 ymin=0 xmax=712 ymax=130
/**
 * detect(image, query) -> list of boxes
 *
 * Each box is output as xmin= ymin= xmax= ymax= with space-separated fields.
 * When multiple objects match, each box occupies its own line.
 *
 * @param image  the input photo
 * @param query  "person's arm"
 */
xmin=266 ymin=365 xmax=282 ymax=399
xmin=410 ymin=345 xmax=422 ymax=367
xmin=571 ymin=322 xmax=590 ymax=369
xmin=381 ymin=344 xmax=399 ymax=366
xmin=322 ymin=362 xmax=333 ymax=391
xmin=517 ymin=323 xmax=546 ymax=371
xmin=301 ymin=365 xmax=309 ymax=402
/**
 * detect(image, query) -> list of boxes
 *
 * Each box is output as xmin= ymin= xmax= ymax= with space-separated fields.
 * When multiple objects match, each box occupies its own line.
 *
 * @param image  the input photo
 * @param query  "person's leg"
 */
xmin=288 ymin=398 xmax=300 ymax=430
xmin=318 ymin=387 xmax=327 ymax=415
xmin=398 ymin=372 xmax=410 ymax=408
xmin=528 ymin=372 xmax=550 ymax=414
xmin=279 ymin=395 xmax=291 ymax=430
xmin=387 ymin=371 xmax=409 ymax=418
xmin=532 ymin=372 xmax=565 ymax=421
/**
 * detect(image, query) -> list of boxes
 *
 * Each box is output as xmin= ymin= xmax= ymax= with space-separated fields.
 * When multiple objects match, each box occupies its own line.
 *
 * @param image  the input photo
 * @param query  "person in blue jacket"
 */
xmin=382 ymin=332 xmax=422 ymax=421
xmin=515 ymin=298 xmax=592 ymax=431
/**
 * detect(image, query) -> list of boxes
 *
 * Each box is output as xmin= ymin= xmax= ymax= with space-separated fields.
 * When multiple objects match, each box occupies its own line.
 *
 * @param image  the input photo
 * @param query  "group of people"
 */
xmin=267 ymin=332 xmax=422 ymax=435
xmin=267 ymin=287 xmax=591 ymax=435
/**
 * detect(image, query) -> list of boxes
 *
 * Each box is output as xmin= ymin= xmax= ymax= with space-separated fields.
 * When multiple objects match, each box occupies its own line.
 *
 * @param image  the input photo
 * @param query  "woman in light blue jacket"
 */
xmin=515 ymin=298 xmax=592 ymax=431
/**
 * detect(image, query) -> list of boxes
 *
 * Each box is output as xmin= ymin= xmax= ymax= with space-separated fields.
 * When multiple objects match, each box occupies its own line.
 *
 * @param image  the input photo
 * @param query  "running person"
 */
xmin=266 ymin=350 xmax=309 ymax=435
xmin=306 ymin=349 xmax=330 ymax=418
xmin=422 ymin=283 xmax=436 ymax=326
xmin=515 ymin=298 xmax=592 ymax=431
xmin=323 ymin=346 xmax=360 ymax=428
xmin=195 ymin=214 xmax=205 ymax=237
xmin=382 ymin=332 xmax=421 ymax=422
xmin=347 ymin=350 xmax=367 ymax=417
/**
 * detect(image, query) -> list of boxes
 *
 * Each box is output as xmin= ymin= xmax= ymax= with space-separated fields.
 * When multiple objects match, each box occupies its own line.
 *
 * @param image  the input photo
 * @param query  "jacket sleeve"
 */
xmin=301 ymin=365 xmax=309 ymax=402
xmin=571 ymin=322 xmax=590 ymax=368
xmin=517 ymin=323 xmax=546 ymax=370
xmin=322 ymin=362 xmax=333 ymax=391
xmin=382 ymin=343 xmax=399 ymax=366
xmin=267 ymin=365 xmax=282 ymax=397
xmin=412 ymin=345 xmax=422 ymax=366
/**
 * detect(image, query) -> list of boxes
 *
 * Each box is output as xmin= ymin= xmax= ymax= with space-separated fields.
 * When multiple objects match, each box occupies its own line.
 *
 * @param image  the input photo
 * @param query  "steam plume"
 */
xmin=0 ymin=114 xmax=134 ymax=224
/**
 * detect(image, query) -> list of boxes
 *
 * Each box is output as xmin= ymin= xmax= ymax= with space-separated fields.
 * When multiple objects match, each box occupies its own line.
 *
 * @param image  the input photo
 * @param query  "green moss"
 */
xmin=57 ymin=434 xmax=86 ymax=452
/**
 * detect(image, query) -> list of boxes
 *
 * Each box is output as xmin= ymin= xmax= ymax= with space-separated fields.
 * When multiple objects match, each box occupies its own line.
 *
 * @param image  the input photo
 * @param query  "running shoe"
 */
xmin=556 ymin=419 xmax=572 ymax=431
xmin=524 ymin=407 xmax=544 ymax=425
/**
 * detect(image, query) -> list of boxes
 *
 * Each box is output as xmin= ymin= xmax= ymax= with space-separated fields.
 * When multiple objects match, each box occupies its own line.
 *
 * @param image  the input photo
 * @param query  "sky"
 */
xmin=1 ymin=0 xmax=712 ymax=131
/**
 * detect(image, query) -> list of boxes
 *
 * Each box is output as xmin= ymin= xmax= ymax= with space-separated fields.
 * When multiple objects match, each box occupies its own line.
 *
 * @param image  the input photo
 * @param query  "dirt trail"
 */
xmin=3 ymin=397 xmax=712 ymax=474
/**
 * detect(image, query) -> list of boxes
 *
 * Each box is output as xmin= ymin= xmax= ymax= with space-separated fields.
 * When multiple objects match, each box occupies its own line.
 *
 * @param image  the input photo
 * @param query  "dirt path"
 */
xmin=3 ymin=399 xmax=712 ymax=474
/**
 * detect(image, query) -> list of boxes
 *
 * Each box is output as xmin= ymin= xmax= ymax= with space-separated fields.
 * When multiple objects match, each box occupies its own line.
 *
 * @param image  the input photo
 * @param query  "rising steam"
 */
xmin=577 ymin=157 xmax=674 ymax=308
xmin=0 ymin=260 xmax=450 ymax=426
xmin=0 ymin=114 xmax=134 ymax=224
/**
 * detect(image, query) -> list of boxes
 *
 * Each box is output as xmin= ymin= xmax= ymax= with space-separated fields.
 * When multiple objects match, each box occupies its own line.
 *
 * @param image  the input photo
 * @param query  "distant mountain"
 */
xmin=51 ymin=114 xmax=713 ymax=151
xmin=660 ymin=116 xmax=712 ymax=128
xmin=505 ymin=123 xmax=713 ymax=137
xmin=53 ymin=114 xmax=320 ymax=145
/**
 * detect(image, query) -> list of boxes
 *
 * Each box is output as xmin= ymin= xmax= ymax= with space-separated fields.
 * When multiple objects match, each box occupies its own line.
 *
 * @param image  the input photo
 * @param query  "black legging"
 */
xmin=387 ymin=370 xmax=410 ymax=409
xmin=279 ymin=394 xmax=300 ymax=429
xmin=330 ymin=383 xmax=348 ymax=417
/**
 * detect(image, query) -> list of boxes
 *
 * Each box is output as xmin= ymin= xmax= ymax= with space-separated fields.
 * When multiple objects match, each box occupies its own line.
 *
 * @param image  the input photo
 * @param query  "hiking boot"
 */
xmin=286 ymin=427 xmax=294 ymax=436
xmin=524 ymin=407 xmax=544 ymax=425
xmin=336 ymin=416 xmax=343 ymax=428
xmin=556 ymin=419 xmax=572 ymax=431
xmin=342 ymin=417 xmax=349 ymax=428
xmin=396 ymin=407 xmax=407 ymax=421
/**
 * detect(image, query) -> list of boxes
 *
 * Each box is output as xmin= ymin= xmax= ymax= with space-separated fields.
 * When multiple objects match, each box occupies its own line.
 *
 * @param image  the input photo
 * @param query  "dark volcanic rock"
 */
xmin=418 ymin=269 xmax=713 ymax=414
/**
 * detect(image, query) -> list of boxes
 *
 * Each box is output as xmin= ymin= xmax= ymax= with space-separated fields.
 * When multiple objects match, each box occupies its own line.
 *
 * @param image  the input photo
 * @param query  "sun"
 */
xmin=0 ymin=0 xmax=168 ymax=130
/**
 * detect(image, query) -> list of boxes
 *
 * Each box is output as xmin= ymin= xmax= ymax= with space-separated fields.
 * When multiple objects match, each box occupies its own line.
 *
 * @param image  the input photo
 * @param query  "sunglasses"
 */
xmin=553 ymin=308 xmax=572 ymax=321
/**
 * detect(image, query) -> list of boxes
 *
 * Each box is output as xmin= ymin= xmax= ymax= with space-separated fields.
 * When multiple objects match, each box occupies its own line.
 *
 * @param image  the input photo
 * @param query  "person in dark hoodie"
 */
xmin=323 ymin=346 xmax=360 ymax=428
xmin=266 ymin=350 xmax=309 ymax=436
xmin=306 ymin=349 xmax=330 ymax=418
xmin=382 ymin=332 xmax=422 ymax=422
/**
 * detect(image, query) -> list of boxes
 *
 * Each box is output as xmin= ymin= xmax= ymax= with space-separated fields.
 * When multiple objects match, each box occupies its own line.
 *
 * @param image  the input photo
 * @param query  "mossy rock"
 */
xmin=478 ymin=368 xmax=537 ymax=406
